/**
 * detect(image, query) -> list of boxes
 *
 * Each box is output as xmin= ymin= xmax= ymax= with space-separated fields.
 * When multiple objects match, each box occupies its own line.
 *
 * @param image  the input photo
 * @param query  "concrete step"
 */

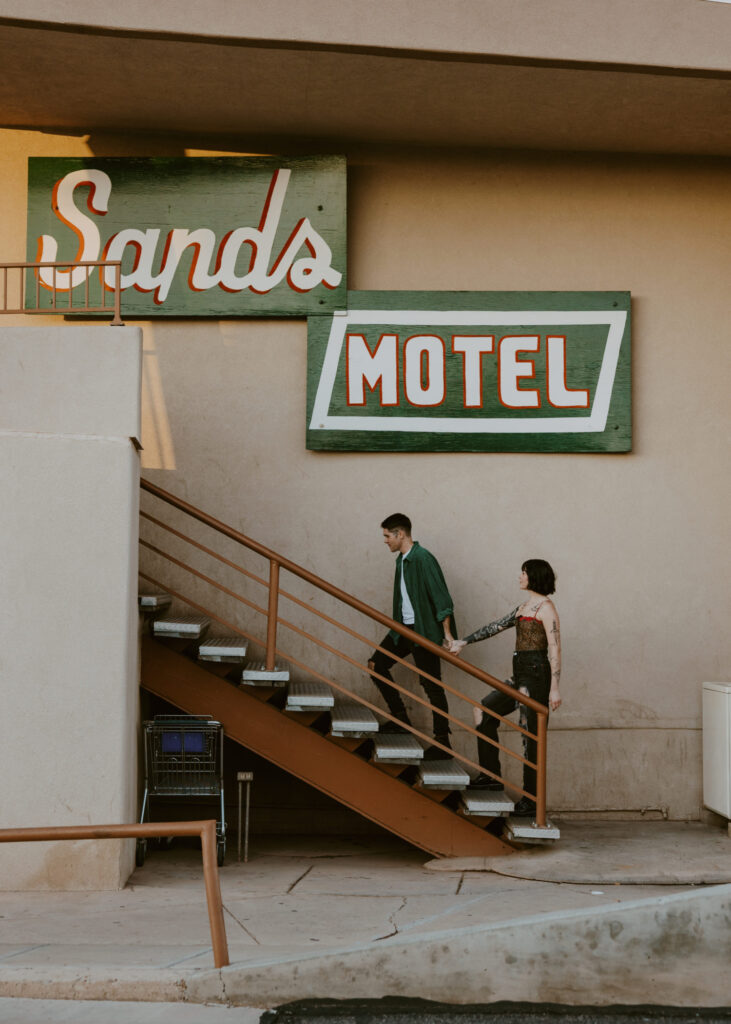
xmin=153 ymin=614 xmax=210 ymax=639
xmin=373 ymin=733 xmax=424 ymax=763
xmin=241 ymin=660 xmax=289 ymax=686
xmin=286 ymin=681 xmax=334 ymax=710
xmin=330 ymin=700 xmax=379 ymax=737
xmin=506 ymin=817 xmax=561 ymax=843
xmin=198 ymin=637 xmax=248 ymax=663
xmin=138 ymin=592 xmax=172 ymax=611
xmin=419 ymin=759 xmax=470 ymax=790
xmin=461 ymin=789 xmax=515 ymax=817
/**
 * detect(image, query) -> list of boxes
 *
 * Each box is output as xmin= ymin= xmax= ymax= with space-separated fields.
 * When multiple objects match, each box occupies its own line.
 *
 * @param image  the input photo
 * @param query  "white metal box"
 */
xmin=702 ymin=682 xmax=731 ymax=818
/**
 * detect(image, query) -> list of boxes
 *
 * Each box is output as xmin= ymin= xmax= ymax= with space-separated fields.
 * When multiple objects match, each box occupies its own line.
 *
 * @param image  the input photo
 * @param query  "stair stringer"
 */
xmin=141 ymin=636 xmax=513 ymax=858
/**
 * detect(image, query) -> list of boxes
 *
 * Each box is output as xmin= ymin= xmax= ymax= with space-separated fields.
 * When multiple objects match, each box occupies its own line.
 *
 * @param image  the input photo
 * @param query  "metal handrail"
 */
xmin=140 ymin=479 xmax=548 ymax=824
xmin=138 ymin=511 xmax=534 ymax=743
xmin=0 ymin=820 xmax=229 ymax=967
xmin=0 ymin=261 xmax=123 ymax=325
xmin=138 ymin=535 xmax=535 ymax=754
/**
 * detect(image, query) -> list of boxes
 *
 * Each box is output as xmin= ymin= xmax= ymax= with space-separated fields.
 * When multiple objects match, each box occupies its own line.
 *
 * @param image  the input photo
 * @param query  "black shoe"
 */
xmin=512 ymin=797 xmax=536 ymax=817
xmin=423 ymin=743 xmax=452 ymax=759
xmin=470 ymin=774 xmax=504 ymax=791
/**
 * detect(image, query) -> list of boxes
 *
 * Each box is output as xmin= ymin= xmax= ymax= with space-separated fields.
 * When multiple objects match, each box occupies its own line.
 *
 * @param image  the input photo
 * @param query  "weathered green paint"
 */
xmin=26 ymin=156 xmax=346 ymax=316
xmin=306 ymin=291 xmax=631 ymax=453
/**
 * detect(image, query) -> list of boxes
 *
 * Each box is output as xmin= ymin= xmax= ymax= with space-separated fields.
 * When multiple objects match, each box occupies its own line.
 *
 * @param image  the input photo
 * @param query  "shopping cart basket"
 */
xmin=136 ymin=715 xmax=226 ymax=866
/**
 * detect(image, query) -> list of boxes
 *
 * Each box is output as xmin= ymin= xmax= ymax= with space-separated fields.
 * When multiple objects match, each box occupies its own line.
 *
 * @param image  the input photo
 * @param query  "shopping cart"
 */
xmin=136 ymin=715 xmax=226 ymax=866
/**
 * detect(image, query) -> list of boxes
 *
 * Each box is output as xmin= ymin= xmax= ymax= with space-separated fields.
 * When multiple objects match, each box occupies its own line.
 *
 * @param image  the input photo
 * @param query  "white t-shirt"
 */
xmin=400 ymin=546 xmax=415 ymax=625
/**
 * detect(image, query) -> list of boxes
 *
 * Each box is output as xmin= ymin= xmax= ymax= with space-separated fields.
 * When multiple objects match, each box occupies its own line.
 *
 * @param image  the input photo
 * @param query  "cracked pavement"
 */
xmin=0 ymin=835 xmax=695 ymax=974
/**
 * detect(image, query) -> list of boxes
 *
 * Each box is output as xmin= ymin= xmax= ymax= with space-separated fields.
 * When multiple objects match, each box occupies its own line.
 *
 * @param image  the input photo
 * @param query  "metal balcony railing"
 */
xmin=0 ymin=261 xmax=123 ymax=324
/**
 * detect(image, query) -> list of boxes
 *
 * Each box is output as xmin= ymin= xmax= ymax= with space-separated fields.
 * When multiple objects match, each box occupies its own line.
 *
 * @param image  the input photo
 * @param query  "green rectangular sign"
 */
xmin=307 ymin=291 xmax=631 ymax=452
xmin=26 ymin=156 xmax=346 ymax=316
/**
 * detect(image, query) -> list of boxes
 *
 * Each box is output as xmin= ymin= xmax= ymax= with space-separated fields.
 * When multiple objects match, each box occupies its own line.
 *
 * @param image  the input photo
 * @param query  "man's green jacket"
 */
xmin=388 ymin=541 xmax=457 ymax=646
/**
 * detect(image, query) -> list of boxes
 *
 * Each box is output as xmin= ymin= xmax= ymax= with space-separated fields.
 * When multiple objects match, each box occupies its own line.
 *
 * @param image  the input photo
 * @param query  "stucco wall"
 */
xmin=1 ymin=128 xmax=729 ymax=826
xmin=139 ymin=146 xmax=729 ymax=822
xmin=0 ymin=324 xmax=142 ymax=889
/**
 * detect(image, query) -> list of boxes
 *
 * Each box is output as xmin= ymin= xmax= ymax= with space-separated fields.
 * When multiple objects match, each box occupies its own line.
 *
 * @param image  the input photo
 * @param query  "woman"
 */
xmin=446 ymin=559 xmax=561 ymax=817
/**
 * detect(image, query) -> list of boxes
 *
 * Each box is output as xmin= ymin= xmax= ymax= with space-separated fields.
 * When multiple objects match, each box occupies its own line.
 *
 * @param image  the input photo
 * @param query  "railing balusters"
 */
xmin=266 ymin=561 xmax=280 ymax=671
xmin=113 ymin=264 xmax=123 ymax=325
xmin=0 ymin=261 xmax=123 ymax=323
xmin=536 ymin=714 xmax=548 ymax=827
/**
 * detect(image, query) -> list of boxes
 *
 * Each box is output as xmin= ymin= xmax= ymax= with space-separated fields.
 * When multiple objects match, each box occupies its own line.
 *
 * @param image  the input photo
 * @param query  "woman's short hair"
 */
xmin=522 ymin=559 xmax=556 ymax=595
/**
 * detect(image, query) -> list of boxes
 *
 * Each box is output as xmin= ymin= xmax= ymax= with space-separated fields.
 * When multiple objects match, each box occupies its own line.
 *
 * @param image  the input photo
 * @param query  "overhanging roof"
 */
xmin=1 ymin=2 xmax=729 ymax=155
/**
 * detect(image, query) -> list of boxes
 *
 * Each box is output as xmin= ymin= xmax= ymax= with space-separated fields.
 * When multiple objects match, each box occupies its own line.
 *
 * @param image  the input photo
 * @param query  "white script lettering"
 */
xmin=36 ymin=168 xmax=343 ymax=301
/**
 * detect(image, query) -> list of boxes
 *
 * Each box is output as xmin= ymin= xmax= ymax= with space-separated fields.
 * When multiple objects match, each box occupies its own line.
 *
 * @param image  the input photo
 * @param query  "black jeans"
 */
xmin=369 ymin=633 xmax=451 ymax=743
xmin=477 ymin=650 xmax=550 ymax=797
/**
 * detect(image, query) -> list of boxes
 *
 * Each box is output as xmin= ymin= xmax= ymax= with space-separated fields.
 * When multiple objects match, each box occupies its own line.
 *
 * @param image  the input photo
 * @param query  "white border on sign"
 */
xmin=309 ymin=309 xmax=627 ymax=434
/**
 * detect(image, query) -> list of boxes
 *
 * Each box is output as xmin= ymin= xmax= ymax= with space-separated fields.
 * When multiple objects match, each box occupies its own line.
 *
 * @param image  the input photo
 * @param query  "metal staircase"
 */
xmin=138 ymin=480 xmax=559 ymax=857
xmin=140 ymin=628 xmax=515 ymax=857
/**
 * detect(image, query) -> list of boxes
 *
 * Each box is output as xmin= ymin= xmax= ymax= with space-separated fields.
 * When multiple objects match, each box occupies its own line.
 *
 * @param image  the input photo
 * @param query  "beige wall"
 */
xmin=2 ymin=128 xmax=729 ymax=827
xmin=0 ymin=324 xmax=142 ymax=889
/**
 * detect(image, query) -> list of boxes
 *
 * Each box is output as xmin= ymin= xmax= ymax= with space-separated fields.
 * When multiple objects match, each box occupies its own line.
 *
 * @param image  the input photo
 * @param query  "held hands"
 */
xmin=443 ymin=637 xmax=467 ymax=656
xmin=549 ymin=686 xmax=562 ymax=712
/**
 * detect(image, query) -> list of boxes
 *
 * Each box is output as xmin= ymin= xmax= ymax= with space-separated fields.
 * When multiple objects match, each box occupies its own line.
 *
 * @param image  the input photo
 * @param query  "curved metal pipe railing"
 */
xmin=0 ymin=820 xmax=228 ymax=967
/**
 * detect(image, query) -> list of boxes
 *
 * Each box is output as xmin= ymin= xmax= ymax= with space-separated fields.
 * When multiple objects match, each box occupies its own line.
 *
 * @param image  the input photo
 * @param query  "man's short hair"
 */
xmin=381 ymin=513 xmax=412 ymax=535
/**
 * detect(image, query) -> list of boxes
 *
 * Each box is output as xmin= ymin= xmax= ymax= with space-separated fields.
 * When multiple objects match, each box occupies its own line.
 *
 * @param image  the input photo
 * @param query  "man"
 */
xmin=368 ymin=513 xmax=456 ymax=752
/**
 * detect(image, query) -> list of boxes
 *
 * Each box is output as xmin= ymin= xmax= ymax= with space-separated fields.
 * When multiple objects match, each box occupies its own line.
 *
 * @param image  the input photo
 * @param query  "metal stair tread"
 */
xmin=139 ymin=593 xmax=172 ymax=610
xmin=198 ymin=637 xmax=248 ymax=662
xmin=506 ymin=817 xmax=560 ymax=843
xmin=241 ymin=660 xmax=290 ymax=684
xmin=419 ymin=759 xmax=471 ymax=789
xmin=461 ymin=790 xmax=515 ymax=816
xmin=330 ymin=700 xmax=379 ymax=736
xmin=286 ymin=681 xmax=334 ymax=709
xmin=373 ymin=733 xmax=424 ymax=763
xmin=153 ymin=614 xmax=210 ymax=638
xmin=141 ymin=635 xmax=516 ymax=857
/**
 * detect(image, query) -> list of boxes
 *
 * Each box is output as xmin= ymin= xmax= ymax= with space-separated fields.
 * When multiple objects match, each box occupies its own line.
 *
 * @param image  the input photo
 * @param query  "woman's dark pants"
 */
xmin=477 ymin=651 xmax=550 ymax=796
xmin=370 ymin=633 xmax=451 ymax=745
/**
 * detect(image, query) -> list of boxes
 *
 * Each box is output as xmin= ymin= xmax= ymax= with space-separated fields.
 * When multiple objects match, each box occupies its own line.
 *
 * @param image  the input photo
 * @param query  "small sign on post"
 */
xmin=237 ymin=771 xmax=254 ymax=863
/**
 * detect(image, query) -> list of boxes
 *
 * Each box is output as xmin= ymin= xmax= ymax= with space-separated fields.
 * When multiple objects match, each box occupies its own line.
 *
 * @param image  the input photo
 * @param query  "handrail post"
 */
xmin=199 ymin=820 xmax=230 ymax=968
xmin=111 ymin=263 xmax=123 ymax=325
xmin=266 ymin=559 xmax=279 ymax=671
xmin=535 ymin=711 xmax=548 ymax=827
xmin=0 ymin=821 xmax=229 ymax=968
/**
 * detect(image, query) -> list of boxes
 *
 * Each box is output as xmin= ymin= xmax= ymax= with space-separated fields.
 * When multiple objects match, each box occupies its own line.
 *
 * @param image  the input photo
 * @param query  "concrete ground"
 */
xmin=0 ymin=822 xmax=729 ymax=1016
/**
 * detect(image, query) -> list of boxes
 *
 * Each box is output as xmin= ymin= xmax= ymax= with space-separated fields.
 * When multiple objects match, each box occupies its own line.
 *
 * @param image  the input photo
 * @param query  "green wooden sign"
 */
xmin=26 ymin=156 xmax=346 ymax=316
xmin=307 ymin=291 xmax=631 ymax=452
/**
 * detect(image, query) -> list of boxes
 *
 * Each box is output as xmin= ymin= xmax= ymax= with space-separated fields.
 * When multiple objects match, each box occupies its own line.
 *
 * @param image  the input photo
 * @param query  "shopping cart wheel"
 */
xmin=217 ymin=839 xmax=226 ymax=867
xmin=135 ymin=838 xmax=147 ymax=867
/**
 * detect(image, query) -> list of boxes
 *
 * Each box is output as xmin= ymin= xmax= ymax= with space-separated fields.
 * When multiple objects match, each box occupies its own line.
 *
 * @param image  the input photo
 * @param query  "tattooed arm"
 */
xmin=539 ymin=601 xmax=562 ymax=710
xmin=445 ymin=607 xmax=518 ymax=655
